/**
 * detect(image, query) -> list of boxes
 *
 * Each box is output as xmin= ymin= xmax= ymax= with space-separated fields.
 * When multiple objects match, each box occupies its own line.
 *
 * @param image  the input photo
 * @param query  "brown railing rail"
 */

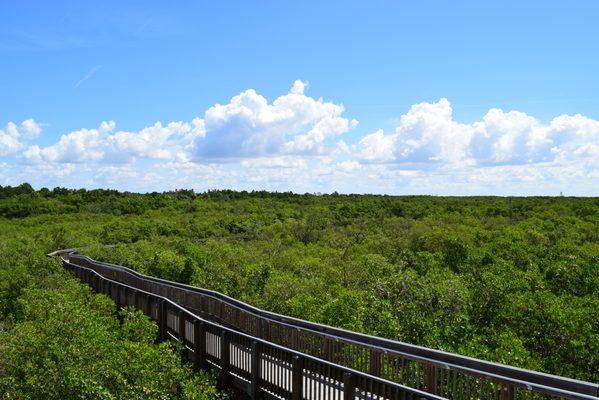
xmin=55 ymin=252 xmax=447 ymax=400
xmin=52 ymin=250 xmax=598 ymax=400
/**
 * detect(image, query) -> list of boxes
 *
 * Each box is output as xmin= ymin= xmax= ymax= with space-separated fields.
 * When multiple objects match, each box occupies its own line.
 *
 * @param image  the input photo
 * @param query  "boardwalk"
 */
xmin=51 ymin=250 xmax=599 ymax=400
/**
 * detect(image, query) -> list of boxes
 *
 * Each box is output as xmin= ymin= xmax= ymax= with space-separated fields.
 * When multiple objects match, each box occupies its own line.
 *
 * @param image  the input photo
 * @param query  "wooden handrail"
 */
xmin=58 ymin=254 xmax=448 ymax=400
xmin=52 ymin=250 xmax=599 ymax=400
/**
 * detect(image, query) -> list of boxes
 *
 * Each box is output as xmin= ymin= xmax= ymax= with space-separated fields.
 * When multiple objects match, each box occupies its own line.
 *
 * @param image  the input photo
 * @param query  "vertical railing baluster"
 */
xmin=194 ymin=320 xmax=206 ymax=369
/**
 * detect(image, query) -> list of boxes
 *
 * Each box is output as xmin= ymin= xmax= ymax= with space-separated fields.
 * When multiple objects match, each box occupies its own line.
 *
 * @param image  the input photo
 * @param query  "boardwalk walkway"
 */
xmin=50 ymin=250 xmax=598 ymax=400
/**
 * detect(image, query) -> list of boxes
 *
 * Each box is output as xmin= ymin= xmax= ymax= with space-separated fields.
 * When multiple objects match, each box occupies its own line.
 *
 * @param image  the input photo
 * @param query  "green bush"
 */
xmin=0 ymin=226 xmax=224 ymax=400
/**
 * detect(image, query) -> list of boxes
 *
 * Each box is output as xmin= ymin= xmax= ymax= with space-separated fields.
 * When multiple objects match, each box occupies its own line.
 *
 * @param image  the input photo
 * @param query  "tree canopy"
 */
xmin=0 ymin=200 xmax=225 ymax=400
xmin=0 ymin=184 xmax=597 ymax=383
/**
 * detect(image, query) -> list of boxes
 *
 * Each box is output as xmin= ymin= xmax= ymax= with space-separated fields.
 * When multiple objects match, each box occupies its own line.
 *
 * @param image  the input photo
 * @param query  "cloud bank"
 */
xmin=1 ymin=81 xmax=597 ymax=195
xmin=357 ymin=98 xmax=599 ymax=168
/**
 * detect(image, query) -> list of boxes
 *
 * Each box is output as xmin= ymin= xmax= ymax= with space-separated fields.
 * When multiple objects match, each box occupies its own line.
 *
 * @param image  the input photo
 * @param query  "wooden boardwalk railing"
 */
xmin=55 ymin=251 xmax=446 ymax=400
xmin=51 ymin=250 xmax=598 ymax=400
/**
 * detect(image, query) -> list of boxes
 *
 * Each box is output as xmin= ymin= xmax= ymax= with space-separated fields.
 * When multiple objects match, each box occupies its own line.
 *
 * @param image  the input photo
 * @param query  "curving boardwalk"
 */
xmin=50 ymin=250 xmax=598 ymax=400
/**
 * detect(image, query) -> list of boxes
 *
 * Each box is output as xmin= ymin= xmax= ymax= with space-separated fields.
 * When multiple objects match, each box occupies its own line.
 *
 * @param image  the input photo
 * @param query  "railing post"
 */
xmin=291 ymin=355 xmax=303 ymax=400
xmin=343 ymin=372 xmax=356 ymax=400
xmin=220 ymin=331 xmax=230 ymax=388
xmin=250 ymin=341 xmax=260 ymax=399
xmin=257 ymin=319 xmax=263 ymax=338
xmin=194 ymin=320 xmax=206 ymax=369
xmin=144 ymin=293 xmax=150 ymax=316
xmin=292 ymin=328 xmax=300 ymax=350
xmin=124 ymin=286 xmax=130 ymax=307
xmin=502 ymin=384 xmax=515 ymax=400
xmin=323 ymin=337 xmax=331 ymax=360
xmin=132 ymin=289 xmax=138 ymax=310
xmin=138 ymin=291 xmax=144 ymax=314
xmin=158 ymin=300 xmax=167 ymax=340
xmin=151 ymin=295 xmax=156 ymax=318
xmin=369 ymin=350 xmax=380 ymax=376
xmin=426 ymin=364 xmax=437 ymax=394
xmin=116 ymin=285 xmax=122 ymax=309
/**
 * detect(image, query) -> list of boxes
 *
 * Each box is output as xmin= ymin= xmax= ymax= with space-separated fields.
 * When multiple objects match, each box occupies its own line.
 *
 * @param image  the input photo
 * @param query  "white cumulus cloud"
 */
xmin=356 ymin=98 xmax=599 ymax=171
xmin=357 ymin=98 xmax=477 ymax=167
xmin=195 ymin=80 xmax=356 ymax=160
xmin=23 ymin=119 xmax=205 ymax=164
xmin=0 ymin=119 xmax=42 ymax=156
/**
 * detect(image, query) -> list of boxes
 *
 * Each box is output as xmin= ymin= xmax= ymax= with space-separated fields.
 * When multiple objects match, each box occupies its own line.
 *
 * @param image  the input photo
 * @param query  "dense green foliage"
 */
xmin=0 ymin=184 xmax=597 ymax=383
xmin=0 ymin=202 xmax=224 ymax=399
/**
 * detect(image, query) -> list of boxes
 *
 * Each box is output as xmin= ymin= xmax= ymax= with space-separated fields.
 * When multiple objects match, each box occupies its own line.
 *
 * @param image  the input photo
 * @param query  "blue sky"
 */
xmin=1 ymin=1 xmax=598 ymax=195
